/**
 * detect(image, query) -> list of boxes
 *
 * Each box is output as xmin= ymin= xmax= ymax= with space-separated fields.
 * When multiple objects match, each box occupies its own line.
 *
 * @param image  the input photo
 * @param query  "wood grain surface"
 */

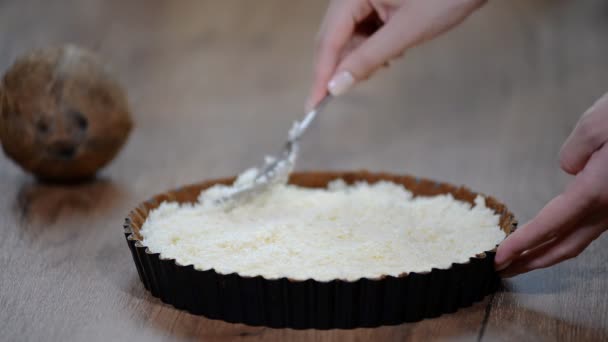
xmin=0 ymin=1 xmax=606 ymax=341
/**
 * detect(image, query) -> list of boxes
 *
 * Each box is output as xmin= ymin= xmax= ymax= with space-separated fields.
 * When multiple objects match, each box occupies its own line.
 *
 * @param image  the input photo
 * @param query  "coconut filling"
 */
xmin=140 ymin=175 xmax=505 ymax=281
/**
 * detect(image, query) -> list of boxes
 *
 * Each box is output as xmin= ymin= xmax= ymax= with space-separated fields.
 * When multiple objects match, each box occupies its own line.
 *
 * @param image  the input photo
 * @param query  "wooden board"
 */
xmin=0 ymin=0 xmax=606 ymax=341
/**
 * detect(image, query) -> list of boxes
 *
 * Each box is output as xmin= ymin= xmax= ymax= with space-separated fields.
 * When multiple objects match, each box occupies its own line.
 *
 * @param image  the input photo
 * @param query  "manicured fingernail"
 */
xmin=495 ymin=259 xmax=512 ymax=271
xmin=327 ymin=71 xmax=355 ymax=96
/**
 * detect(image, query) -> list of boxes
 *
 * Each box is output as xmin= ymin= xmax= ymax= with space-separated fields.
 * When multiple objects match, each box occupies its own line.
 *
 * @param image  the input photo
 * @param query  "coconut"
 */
xmin=0 ymin=45 xmax=133 ymax=182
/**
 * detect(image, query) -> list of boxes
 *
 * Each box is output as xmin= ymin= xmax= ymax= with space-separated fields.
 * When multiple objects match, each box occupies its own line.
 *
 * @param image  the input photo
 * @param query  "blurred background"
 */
xmin=1 ymin=0 xmax=607 ymax=341
xmin=1 ymin=0 xmax=606 ymax=213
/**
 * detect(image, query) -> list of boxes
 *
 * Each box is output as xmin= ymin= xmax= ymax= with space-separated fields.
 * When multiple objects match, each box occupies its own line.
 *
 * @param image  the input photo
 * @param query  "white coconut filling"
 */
xmin=140 ymin=176 xmax=505 ymax=281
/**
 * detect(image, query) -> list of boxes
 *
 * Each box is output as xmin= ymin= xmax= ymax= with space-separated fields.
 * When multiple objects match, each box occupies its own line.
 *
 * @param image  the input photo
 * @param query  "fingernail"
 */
xmin=327 ymin=71 xmax=355 ymax=96
xmin=495 ymin=259 xmax=512 ymax=271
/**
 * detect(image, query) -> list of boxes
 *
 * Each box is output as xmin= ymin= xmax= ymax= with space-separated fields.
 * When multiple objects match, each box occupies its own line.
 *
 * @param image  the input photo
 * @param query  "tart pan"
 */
xmin=124 ymin=171 xmax=516 ymax=329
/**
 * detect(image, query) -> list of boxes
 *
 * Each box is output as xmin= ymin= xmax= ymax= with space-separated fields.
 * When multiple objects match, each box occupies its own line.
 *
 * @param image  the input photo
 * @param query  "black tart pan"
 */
xmin=124 ymin=171 xmax=516 ymax=329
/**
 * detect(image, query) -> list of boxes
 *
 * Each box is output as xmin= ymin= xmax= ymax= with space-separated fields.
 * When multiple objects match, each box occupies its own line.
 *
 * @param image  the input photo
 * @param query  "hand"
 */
xmin=307 ymin=0 xmax=486 ymax=109
xmin=495 ymin=93 xmax=608 ymax=277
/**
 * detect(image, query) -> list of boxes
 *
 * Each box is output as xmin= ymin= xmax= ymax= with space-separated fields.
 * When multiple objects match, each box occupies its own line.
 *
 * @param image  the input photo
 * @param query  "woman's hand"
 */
xmin=495 ymin=93 xmax=608 ymax=277
xmin=307 ymin=0 xmax=486 ymax=109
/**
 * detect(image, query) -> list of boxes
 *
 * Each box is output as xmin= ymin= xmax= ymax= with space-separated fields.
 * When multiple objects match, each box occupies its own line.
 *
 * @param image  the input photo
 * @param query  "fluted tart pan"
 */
xmin=124 ymin=171 xmax=516 ymax=329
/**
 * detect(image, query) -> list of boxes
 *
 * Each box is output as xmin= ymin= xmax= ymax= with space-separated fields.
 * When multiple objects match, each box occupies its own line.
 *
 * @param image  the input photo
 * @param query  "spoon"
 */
xmin=213 ymin=94 xmax=333 ymax=207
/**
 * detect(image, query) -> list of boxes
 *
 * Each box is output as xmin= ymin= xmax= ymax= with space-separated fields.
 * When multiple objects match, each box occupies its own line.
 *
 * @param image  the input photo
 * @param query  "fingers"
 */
xmin=496 ymin=144 xmax=608 ymax=274
xmin=327 ymin=10 xmax=410 ymax=96
xmin=329 ymin=0 xmax=485 ymax=93
xmin=308 ymin=0 xmax=486 ymax=108
xmin=307 ymin=1 xmax=372 ymax=110
xmin=500 ymin=216 xmax=608 ymax=277
xmin=560 ymin=92 xmax=608 ymax=174
xmin=494 ymin=179 xmax=596 ymax=270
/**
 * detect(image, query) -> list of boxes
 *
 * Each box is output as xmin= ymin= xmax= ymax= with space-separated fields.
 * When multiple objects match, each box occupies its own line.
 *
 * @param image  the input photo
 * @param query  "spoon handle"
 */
xmin=290 ymin=94 xmax=333 ymax=142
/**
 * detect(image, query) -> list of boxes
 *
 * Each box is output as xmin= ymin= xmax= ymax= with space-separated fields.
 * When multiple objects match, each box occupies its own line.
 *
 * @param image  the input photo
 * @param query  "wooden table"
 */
xmin=1 ymin=1 xmax=606 ymax=341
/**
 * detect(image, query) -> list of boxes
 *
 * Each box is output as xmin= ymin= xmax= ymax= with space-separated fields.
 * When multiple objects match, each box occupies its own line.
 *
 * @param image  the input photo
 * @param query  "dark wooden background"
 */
xmin=0 ymin=1 xmax=607 ymax=341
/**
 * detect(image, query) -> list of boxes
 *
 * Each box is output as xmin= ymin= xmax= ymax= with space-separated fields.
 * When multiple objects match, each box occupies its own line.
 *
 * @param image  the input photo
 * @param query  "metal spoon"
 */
xmin=213 ymin=94 xmax=333 ymax=207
